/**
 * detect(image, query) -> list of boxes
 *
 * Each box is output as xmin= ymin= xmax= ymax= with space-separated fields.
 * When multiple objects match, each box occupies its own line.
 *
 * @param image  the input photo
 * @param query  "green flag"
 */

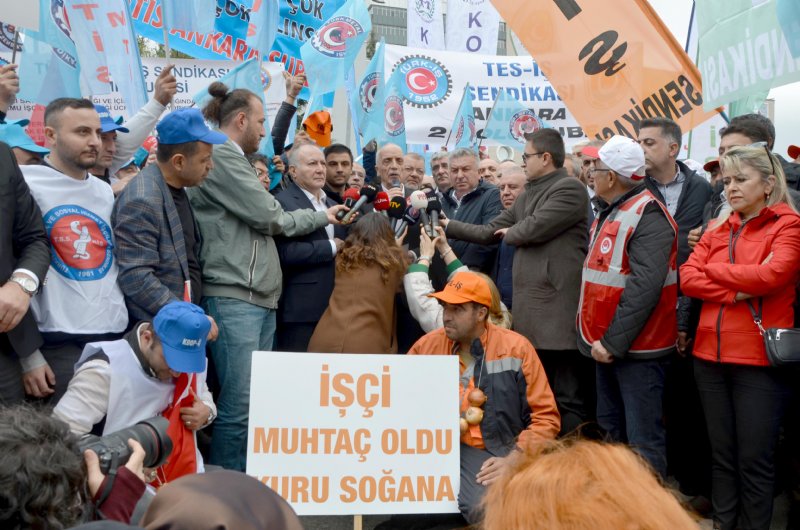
xmin=697 ymin=0 xmax=800 ymax=110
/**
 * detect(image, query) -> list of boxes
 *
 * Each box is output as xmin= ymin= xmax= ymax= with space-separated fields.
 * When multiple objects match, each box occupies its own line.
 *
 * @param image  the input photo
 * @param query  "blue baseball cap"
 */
xmin=153 ymin=302 xmax=211 ymax=374
xmin=94 ymin=104 xmax=129 ymax=134
xmin=156 ymin=108 xmax=227 ymax=146
xmin=0 ymin=122 xmax=49 ymax=154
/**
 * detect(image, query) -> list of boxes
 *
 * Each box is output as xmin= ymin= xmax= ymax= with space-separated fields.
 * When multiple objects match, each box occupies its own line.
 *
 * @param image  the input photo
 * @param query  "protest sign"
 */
xmin=6 ymin=57 xmax=286 ymax=124
xmin=407 ymin=0 xmax=445 ymax=50
xmin=382 ymin=44 xmax=585 ymax=147
xmin=491 ymin=0 xmax=717 ymax=140
xmin=446 ymin=0 xmax=500 ymax=55
xmin=697 ymin=0 xmax=800 ymax=110
xmin=246 ymin=352 xmax=460 ymax=516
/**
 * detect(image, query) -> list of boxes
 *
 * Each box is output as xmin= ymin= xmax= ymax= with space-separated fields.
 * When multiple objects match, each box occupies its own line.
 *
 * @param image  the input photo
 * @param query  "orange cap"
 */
xmin=428 ymin=271 xmax=492 ymax=307
xmin=303 ymin=110 xmax=332 ymax=147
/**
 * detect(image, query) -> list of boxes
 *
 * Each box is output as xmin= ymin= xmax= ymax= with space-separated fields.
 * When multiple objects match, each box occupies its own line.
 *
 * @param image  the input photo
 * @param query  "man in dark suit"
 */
xmin=0 ymin=142 xmax=51 ymax=403
xmin=275 ymin=144 xmax=347 ymax=352
xmin=113 ymin=109 xmax=227 ymax=322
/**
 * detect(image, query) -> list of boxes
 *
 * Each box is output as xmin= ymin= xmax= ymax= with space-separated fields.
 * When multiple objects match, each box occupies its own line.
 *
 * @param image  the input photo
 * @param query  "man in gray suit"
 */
xmin=188 ymin=82 xmax=348 ymax=471
xmin=113 ymin=108 xmax=226 ymax=322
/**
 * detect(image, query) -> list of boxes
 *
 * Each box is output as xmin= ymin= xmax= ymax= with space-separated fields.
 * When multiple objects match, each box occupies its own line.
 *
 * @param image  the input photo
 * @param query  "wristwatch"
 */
xmin=9 ymin=275 xmax=37 ymax=296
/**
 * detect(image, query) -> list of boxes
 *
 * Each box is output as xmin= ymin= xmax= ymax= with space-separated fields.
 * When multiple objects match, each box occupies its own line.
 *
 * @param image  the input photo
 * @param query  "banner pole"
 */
xmin=10 ymin=29 xmax=19 ymax=64
xmin=160 ymin=1 xmax=172 ymax=61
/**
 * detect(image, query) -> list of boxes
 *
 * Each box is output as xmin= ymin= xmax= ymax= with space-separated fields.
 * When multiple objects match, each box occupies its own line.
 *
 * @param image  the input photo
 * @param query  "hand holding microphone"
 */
xmin=336 ymin=188 xmax=361 ymax=221
xmin=343 ymin=184 xmax=378 ymax=223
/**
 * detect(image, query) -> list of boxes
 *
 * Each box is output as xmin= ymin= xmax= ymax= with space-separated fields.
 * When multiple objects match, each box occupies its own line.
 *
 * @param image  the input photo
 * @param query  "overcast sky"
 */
xmin=649 ymin=0 xmax=800 ymax=155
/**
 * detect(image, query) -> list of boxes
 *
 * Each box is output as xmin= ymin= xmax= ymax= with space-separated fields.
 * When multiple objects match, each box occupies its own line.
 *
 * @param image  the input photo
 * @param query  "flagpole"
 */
xmin=479 ymin=88 xmax=503 ymax=150
xmin=10 ymin=29 xmax=19 ymax=64
xmin=161 ymin=1 xmax=172 ymax=61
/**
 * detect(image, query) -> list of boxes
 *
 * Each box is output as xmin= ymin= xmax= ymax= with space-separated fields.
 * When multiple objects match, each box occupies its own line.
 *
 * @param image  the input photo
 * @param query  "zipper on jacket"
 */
xmin=716 ymin=220 xmax=749 ymax=362
xmin=247 ymin=240 xmax=258 ymax=301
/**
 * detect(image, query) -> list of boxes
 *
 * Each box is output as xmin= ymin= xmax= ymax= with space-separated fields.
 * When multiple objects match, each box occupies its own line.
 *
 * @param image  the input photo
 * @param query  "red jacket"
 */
xmin=680 ymin=203 xmax=800 ymax=366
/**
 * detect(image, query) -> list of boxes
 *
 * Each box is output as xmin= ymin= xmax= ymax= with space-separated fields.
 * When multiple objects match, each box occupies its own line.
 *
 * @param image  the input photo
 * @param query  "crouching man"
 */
xmin=54 ymin=301 xmax=216 ymax=484
xmin=408 ymin=272 xmax=560 ymax=524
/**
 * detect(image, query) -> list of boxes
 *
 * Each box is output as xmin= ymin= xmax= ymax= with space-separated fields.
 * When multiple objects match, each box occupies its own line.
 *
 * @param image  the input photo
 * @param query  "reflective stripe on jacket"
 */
xmin=579 ymin=189 xmax=678 ymax=356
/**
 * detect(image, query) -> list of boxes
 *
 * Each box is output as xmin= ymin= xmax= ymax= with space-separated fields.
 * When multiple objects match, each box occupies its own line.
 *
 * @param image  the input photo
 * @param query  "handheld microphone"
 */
xmin=337 ymin=188 xmax=361 ymax=221
xmin=387 ymin=195 xmax=406 ymax=220
xmin=395 ymin=206 xmax=420 ymax=239
xmin=409 ymin=190 xmax=431 ymax=236
xmin=343 ymin=184 xmax=378 ymax=222
xmin=374 ymin=191 xmax=390 ymax=216
xmin=425 ymin=191 xmax=442 ymax=239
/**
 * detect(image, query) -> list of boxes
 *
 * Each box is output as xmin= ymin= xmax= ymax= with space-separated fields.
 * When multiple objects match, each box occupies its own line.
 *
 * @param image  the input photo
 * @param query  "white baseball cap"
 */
xmin=584 ymin=136 xmax=646 ymax=180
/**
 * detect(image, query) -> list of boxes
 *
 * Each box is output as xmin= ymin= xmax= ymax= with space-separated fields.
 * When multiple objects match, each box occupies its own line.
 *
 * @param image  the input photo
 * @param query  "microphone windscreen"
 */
xmin=403 ymin=206 xmax=421 ymax=225
xmin=426 ymin=196 xmax=442 ymax=213
xmin=374 ymin=192 xmax=390 ymax=211
xmin=360 ymin=184 xmax=379 ymax=201
xmin=388 ymin=195 xmax=406 ymax=219
xmin=343 ymin=188 xmax=361 ymax=201
xmin=409 ymin=190 xmax=429 ymax=210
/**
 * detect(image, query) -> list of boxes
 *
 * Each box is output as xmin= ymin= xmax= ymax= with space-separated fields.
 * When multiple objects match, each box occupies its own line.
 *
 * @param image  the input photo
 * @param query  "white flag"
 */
xmin=407 ymin=0 xmax=445 ymax=49
xmin=445 ymin=0 xmax=500 ymax=54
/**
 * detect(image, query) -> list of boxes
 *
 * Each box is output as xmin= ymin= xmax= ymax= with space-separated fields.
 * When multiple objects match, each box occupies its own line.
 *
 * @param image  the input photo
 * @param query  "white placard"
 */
xmin=246 ymin=352 xmax=461 ymax=516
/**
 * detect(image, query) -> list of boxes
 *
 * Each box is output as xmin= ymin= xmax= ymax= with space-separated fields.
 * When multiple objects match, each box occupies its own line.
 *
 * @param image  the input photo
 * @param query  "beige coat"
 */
xmin=308 ymin=265 xmax=403 ymax=354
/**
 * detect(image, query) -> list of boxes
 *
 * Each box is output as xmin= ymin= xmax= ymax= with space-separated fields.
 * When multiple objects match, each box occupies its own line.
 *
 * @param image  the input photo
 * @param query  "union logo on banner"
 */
xmin=509 ymin=110 xmax=543 ymax=143
xmin=44 ymin=204 xmax=114 ymax=281
xmin=393 ymin=55 xmax=451 ymax=108
xmin=310 ymin=16 xmax=366 ymax=58
xmin=384 ymin=95 xmax=405 ymax=137
xmin=359 ymin=71 xmax=381 ymax=113
xmin=50 ymin=0 xmax=78 ymax=68
xmin=414 ymin=0 xmax=436 ymax=23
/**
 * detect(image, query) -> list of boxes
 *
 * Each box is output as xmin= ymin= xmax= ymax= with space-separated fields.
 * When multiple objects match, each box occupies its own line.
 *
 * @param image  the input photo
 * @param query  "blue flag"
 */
xmin=777 ymin=0 xmax=800 ymax=58
xmin=450 ymin=84 xmax=476 ymax=149
xmin=483 ymin=88 xmax=546 ymax=146
xmin=18 ymin=1 xmax=82 ymax=105
xmin=382 ymin=68 xmax=407 ymax=148
xmin=246 ymin=0 xmax=280 ymax=56
xmin=193 ymin=59 xmax=263 ymax=109
xmin=300 ymin=0 xmax=371 ymax=97
xmin=356 ymin=39 xmax=385 ymax=144
xmin=161 ymin=0 xmax=216 ymax=34
xmin=305 ymin=91 xmax=335 ymax=117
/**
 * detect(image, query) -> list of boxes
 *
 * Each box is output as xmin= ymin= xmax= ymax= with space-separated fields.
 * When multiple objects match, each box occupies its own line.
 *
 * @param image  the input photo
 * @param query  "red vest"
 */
xmin=578 ymin=190 xmax=678 ymax=354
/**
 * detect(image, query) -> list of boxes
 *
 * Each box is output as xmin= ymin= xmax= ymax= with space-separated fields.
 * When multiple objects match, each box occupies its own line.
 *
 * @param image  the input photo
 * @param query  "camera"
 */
xmin=79 ymin=416 xmax=173 ymax=474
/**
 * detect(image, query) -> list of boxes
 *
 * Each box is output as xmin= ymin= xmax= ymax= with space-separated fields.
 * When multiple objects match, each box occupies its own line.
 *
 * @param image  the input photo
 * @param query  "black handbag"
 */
xmin=745 ymin=300 xmax=800 ymax=367
xmin=728 ymin=226 xmax=800 ymax=367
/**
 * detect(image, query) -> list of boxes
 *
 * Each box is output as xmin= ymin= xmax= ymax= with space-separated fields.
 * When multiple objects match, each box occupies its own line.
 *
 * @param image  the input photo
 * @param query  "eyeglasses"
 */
xmin=522 ymin=152 xmax=545 ymax=163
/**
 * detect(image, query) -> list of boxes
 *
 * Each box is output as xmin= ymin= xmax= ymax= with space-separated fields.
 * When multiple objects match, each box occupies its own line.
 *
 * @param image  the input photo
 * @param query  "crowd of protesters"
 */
xmin=1 ymin=56 xmax=799 ymax=530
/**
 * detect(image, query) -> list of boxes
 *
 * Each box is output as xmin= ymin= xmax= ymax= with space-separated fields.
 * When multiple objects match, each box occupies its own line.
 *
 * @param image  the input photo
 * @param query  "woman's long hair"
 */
xmin=337 ymin=213 xmax=408 ymax=282
xmin=473 ymin=272 xmax=512 ymax=329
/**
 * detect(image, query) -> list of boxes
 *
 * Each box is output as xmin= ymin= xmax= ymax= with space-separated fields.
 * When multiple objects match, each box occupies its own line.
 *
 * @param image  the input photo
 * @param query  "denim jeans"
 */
xmin=596 ymin=357 xmax=669 ymax=478
xmin=203 ymin=296 xmax=276 ymax=471
xmin=694 ymin=358 xmax=790 ymax=530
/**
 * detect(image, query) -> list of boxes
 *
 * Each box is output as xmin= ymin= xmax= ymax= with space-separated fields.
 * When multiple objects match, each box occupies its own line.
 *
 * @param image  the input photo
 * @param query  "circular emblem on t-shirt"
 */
xmin=310 ymin=16 xmax=365 ymax=58
xmin=43 ymin=204 xmax=114 ymax=281
xmin=600 ymin=236 xmax=613 ymax=254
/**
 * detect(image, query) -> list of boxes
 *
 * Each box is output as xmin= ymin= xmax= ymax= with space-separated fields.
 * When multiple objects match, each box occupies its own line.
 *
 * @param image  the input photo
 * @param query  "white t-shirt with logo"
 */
xmin=22 ymin=164 xmax=128 ymax=334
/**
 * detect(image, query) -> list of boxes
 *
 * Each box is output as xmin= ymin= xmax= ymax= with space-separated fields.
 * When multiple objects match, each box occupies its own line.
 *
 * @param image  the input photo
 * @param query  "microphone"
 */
xmin=336 ymin=188 xmax=361 ymax=221
xmin=425 ymin=191 xmax=442 ymax=239
xmin=374 ymin=191 xmax=390 ymax=216
xmin=395 ymin=205 xmax=420 ymax=239
xmin=409 ymin=190 xmax=431 ymax=237
xmin=343 ymin=184 xmax=378 ymax=222
xmin=387 ymin=195 xmax=406 ymax=220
